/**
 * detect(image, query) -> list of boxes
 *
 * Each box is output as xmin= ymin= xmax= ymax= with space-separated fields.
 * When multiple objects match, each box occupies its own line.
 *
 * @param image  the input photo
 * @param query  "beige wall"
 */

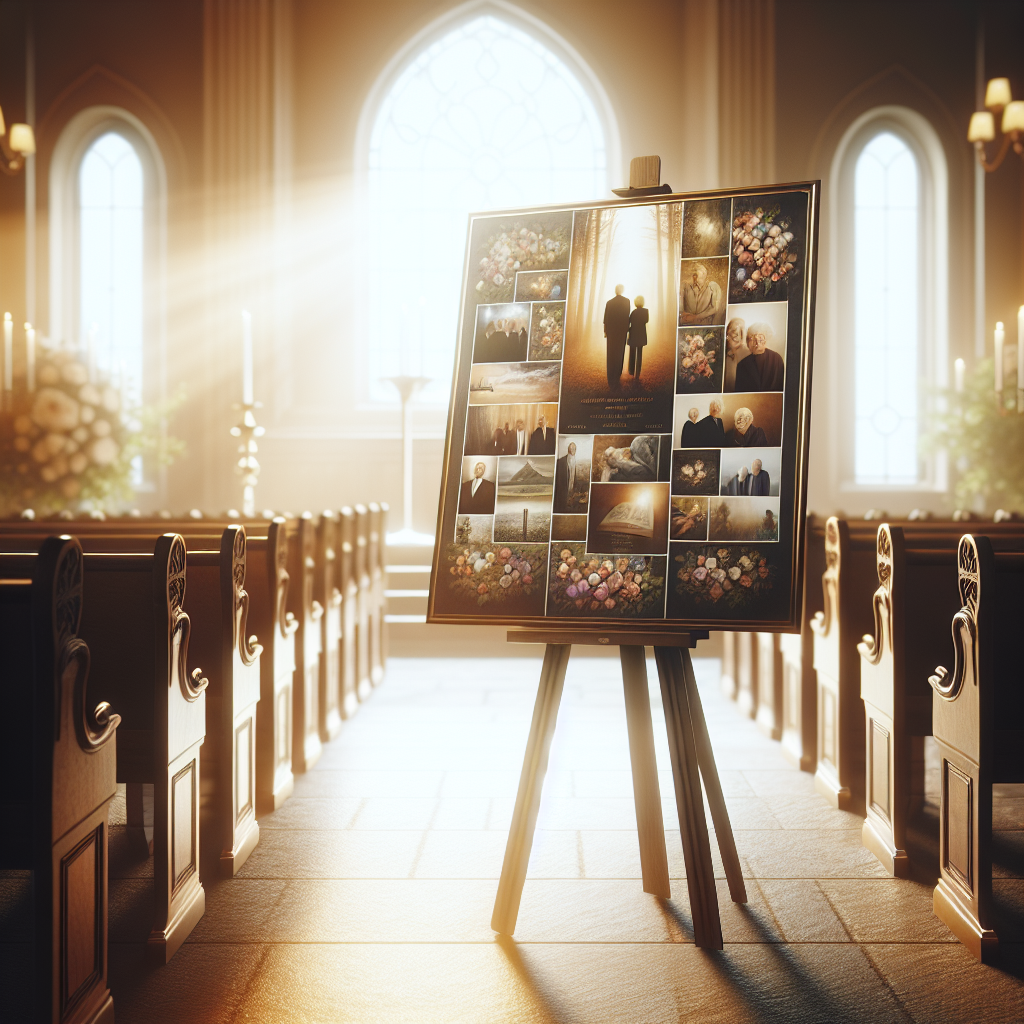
xmin=0 ymin=0 xmax=1020 ymax=521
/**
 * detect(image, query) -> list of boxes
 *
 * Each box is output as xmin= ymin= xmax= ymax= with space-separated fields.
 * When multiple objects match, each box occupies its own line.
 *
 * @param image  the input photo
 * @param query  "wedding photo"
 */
xmin=473 ymin=302 xmax=531 ymax=363
xmin=494 ymin=456 xmax=554 ymax=542
xmin=467 ymin=211 xmax=573 ymax=307
xmin=708 ymin=497 xmax=781 ymax=542
xmin=591 ymin=434 xmax=670 ymax=482
xmin=672 ymin=449 xmax=721 ymax=496
xmin=463 ymin=403 xmax=559 ymax=456
xmin=529 ymin=301 xmax=565 ymax=360
xmin=559 ymin=202 xmax=681 ymax=433
xmin=681 ymin=197 xmax=732 ymax=259
xmin=728 ymin=191 xmax=807 ymax=304
xmin=586 ymin=481 xmax=670 ymax=555
xmin=720 ymin=448 xmax=782 ymax=496
xmin=553 ymin=435 xmax=593 ymax=514
xmin=720 ymin=392 xmax=784 ymax=447
xmin=678 ymin=256 xmax=728 ymax=326
xmin=670 ymin=496 xmax=709 ymax=541
xmin=677 ymin=326 xmax=725 ymax=394
xmin=722 ymin=301 xmax=788 ymax=392
xmin=468 ymin=361 xmax=561 ymax=405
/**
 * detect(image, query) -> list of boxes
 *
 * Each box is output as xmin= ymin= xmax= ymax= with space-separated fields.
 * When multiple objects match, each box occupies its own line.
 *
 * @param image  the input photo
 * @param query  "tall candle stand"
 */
xmin=382 ymin=374 xmax=433 ymax=545
xmin=230 ymin=401 xmax=264 ymax=517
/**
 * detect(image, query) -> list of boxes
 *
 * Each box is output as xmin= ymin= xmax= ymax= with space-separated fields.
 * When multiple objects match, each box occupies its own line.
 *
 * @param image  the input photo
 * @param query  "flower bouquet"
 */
xmin=548 ymin=545 xmax=666 ymax=618
xmin=471 ymin=221 xmax=571 ymax=305
xmin=730 ymin=205 xmax=799 ymax=300
xmin=0 ymin=344 xmax=182 ymax=516
xmin=445 ymin=544 xmax=547 ymax=607
xmin=673 ymin=546 xmax=774 ymax=609
xmin=530 ymin=303 xmax=564 ymax=360
xmin=677 ymin=329 xmax=721 ymax=391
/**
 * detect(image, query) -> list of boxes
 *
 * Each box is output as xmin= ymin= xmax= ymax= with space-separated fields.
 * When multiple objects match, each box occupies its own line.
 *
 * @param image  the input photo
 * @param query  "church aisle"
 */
xmin=105 ymin=656 xmax=1024 ymax=1024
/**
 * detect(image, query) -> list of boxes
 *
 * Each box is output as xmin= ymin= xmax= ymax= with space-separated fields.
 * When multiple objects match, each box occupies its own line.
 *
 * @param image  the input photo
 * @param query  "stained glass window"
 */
xmin=367 ymin=14 xmax=608 ymax=402
xmin=79 ymin=131 xmax=144 ymax=407
xmin=853 ymin=131 xmax=920 ymax=485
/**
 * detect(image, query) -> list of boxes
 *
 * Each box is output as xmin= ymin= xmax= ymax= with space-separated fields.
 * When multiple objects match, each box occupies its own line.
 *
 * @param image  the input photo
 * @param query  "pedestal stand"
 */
xmin=492 ymin=630 xmax=746 ymax=950
xmin=382 ymin=375 xmax=432 ymax=545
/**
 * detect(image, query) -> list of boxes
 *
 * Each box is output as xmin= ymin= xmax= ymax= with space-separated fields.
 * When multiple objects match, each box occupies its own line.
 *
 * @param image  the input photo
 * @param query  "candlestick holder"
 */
xmin=230 ymin=401 xmax=265 ymax=517
xmin=382 ymin=375 xmax=433 ymax=545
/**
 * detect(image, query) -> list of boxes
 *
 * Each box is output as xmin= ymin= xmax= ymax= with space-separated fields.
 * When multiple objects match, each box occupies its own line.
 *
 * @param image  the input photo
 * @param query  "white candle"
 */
xmin=87 ymin=324 xmax=98 ymax=383
xmin=241 ymin=309 xmax=254 ymax=405
xmin=994 ymin=322 xmax=1005 ymax=393
xmin=24 ymin=322 xmax=35 ymax=391
xmin=3 ymin=313 xmax=12 ymax=391
xmin=954 ymin=358 xmax=965 ymax=393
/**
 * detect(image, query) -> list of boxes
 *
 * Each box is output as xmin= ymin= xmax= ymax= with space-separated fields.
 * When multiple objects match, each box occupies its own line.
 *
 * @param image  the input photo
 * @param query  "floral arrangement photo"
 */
xmin=472 ymin=217 xmax=572 ymax=305
xmin=673 ymin=545 xmax=774 ymax=609
xmin=547 ymin=544 xmax=666 ymax=618
xmin=730 ymin=204 xmax=799 ymax=300
xmin=530 ymin=302 xmax=564 ymax=360
xmin=677 ymin=328 xmax=722 ymax=392
xmin=444 ymin=543 xmax=547 ymax=609
xmin=0 ymin=344 xmax=183 ymax=517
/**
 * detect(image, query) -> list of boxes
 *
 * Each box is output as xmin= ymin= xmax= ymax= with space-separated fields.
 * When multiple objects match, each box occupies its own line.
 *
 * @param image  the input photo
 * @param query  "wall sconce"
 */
xmin=0 ymin=106 xmax=35 ymax=175
xmin=968 ymin=76 xmax=1024 ymax=172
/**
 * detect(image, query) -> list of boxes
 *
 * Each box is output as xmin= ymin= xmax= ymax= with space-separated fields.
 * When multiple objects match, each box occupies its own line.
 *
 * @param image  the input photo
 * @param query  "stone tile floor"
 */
xmin=6 ymin=655 xmax=1024 ymax=1022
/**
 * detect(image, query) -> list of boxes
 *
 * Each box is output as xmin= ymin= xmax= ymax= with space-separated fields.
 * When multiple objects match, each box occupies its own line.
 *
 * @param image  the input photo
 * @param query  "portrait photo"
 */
xmin=529 ymin=301 xmax=564 ymax=361
xmin=672 ymin=449 xmax=721 ymax=496
xmin=433 ymin=542 xmax=548 ymax=619
xmin=720 ymin=448 xmax=782 ymax=497
xmin=677 ymin=327 xmax=724 ymax=394
xmin=587 ymin=481 xmax=670 ymax=555
xmin=681 ymin=198 xmax=732 ymax=259
xmin=679 ymin=257 xmax=728 ymax=327
xmin=721 ymin=393 xmax=784 ymax=448
xmin=709 ymin=497 xmax=781 ymax=542
xmin=464 ymin=403 xmax=558 ymax=456
xmin=547 ymin=544 xmax=668 ymax=619
xmin=559 ymin=203 xmax=681 ymax=434
xmin=674 ymin=395 xmax=728 ymax=449
xmin=515 ymin=269 xmax=567 ymax=302
xmin=494 ymin=456 xmax=554 ymax=542
xmin=469 ymin=361 xmax=561 ymax=405
xmin=458 ymin=456 xmax=498 ymax=516
xmin=473 ymin=302 xmax=530 ymax=363
xmin=551 ymin=514 xmax=588 ymax=541
xmin=591 ymin=434 xmax=669 ymax=482
xmin=723 ymin=301 xmax=788 ymax=393
xmin=670 ymin=496 xmax=709 ymax=541
xmin=454 ymin=514 xmax=494 ymax=547
xmin=553 ymin=434 xmax=593 ymax=514
xmin=468 ymin=211 xmax=573 ymax=307
xmin=728 ymin=191 xmax=807 ymax=304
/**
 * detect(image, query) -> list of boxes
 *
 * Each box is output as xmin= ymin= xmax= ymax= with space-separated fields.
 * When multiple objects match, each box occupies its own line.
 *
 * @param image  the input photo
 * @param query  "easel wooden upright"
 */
xmin=492 ymin=630 xmax=747 ymax=950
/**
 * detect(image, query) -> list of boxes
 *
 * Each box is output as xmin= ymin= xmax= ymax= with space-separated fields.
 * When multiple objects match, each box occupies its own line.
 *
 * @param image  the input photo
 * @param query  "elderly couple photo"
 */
xmin=722 ymin=301 xmax=788 ymax=393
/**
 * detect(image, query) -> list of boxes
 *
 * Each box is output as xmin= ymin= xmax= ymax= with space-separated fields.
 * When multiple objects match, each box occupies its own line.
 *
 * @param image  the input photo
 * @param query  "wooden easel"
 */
xmin=491 ymin=630 xmax=746 ymax=950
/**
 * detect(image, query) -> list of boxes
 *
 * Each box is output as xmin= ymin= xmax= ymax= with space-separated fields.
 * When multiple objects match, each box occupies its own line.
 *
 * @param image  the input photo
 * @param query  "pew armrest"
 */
xmin=928 ymin=609 xmax=975 ymax=702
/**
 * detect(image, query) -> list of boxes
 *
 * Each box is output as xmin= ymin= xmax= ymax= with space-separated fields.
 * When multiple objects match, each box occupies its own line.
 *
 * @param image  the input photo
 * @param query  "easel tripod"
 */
xmin=491 ymin=630 xmax=746 ymax=949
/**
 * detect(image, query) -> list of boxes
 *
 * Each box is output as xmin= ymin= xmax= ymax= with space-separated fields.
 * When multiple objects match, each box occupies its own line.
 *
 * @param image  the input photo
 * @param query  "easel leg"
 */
xmin=654 ymin=646 xmax=723 ymax=950
xmin=491 ymin=643 xmax=571 ymax=935
xmin=620 ymin=645 xmax=671 ymax=898
xmin=680 ymin=647 xmax=747 ymax=903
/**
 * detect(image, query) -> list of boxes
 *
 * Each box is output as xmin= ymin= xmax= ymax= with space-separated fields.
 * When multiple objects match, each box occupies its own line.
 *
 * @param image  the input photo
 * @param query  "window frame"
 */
xmin=829 ymin=104 xmax=949 ymax=496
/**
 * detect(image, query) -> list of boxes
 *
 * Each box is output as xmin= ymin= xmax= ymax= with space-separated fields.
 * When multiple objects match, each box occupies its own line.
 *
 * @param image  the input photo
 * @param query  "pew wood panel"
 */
xmin=353 ymin=504 xmax=373 ymax=702
xmin=288 ymin=513 xmax=323 ymax=773
xmin=755 ymin=632 xmax=783 ymax=741
xmin=316 ymin=512 xmax=343 ymax=742
xmin=0 ymin=537 xmax=119 ymax=1024
xmin=734 ymin=633 xmax=757 ymax=719
xmin=338 ymin=507 xmax=359 ymax=719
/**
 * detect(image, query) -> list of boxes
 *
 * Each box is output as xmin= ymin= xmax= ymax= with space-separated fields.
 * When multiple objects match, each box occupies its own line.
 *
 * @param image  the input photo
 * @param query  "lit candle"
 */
xmin=3 ymin=313 xmax=12 ymax=391
xmin=994 ymin=321 xmax=1005 ymax=393
xmin=954 ymin=358 xmax=965 ymax=393
xmin=241 ymin=309 xmax=253 ymax=405
xmin=87 ymin=323 xmax=98 ymax=383
xmin=24 ymin=322 xmax=35 ymax=391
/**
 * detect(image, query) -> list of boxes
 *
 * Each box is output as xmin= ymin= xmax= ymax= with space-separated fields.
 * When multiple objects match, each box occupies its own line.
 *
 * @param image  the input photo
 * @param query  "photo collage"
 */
xmin=434 ymin=188 xmax=812 ymax=625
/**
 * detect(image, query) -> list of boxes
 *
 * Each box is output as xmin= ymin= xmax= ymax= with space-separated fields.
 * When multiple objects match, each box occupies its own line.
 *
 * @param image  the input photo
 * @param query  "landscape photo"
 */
xmin=468 ymin=361 xmax=561 ymax=405
xmin=708 ymin=497 xmax=781 ymax=542
xmin=494 ymin=456 xmax=554 ymax=542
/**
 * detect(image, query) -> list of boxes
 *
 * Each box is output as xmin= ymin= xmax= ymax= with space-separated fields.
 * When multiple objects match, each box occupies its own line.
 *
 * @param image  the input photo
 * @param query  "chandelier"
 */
xmin=967 ymin=77 xmax=1024 ymax=172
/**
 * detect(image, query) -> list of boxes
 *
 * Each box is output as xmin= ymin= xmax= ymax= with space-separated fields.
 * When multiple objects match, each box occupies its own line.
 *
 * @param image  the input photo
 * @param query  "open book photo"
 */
xmin=598 ymin=499 xmax=655 ymax=538
xmin=587 ymin=482 xmax=670 ymax=555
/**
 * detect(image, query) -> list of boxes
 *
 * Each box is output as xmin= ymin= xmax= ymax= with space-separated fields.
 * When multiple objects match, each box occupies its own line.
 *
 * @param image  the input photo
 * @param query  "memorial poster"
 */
xmin=429 ymin=183 xmax=819 ymax=632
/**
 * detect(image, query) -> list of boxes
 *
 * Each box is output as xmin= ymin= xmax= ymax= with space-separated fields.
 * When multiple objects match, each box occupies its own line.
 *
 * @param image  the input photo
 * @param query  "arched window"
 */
xmin=830 ymin=106 xmax=948 ymax=492
xmin=362 ymin=9 xmax=614 ymax=403
xmin=78 ymin=131 xmax=144 ymax=406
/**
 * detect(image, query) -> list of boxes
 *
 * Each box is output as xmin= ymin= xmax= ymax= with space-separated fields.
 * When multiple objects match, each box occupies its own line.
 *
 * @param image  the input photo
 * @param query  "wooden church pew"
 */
xmin=779 ymin=513 xmax=826 ymax=771
xmin=754 ymin=632 xmax=783 ymax=740
xmin=353 ymin=504 xmax=373 ymax=701
xmin=368 ymin=501 xmax=388 ymax=685
xmin=855 ymin=523 xmax=1024 ymax=875
xmin=928 ymin=535 xmax=1024 ymax=962
xmin=337 ymin=506 xmax=360 ymax=718
xmin=0 ymin=537 xmax=119 ymax=1024
xmin=287 ymin=513 xmax=323 ymax=772
xmin=316 ymin=512 xmax=344 ymax=739
xmin=734 ymin=632 xmax=758 ymax=719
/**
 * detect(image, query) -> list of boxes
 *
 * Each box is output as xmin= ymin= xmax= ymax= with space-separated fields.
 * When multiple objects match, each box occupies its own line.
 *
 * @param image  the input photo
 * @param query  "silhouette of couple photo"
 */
xmin=603 ymin=284 xmax=650 ymax=389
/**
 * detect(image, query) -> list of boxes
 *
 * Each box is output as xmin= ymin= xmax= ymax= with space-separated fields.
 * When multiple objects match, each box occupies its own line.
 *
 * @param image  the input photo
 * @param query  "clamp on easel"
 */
xmin=612 ymin=155 xmax=673 ymax=198
xmin=491 ymin=630 xmax=747 ymax=950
